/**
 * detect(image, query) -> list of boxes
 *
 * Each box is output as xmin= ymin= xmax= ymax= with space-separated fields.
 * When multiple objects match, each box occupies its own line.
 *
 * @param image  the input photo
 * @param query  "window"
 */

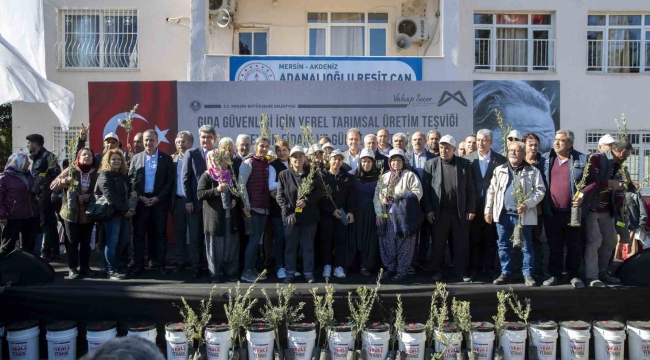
xmin=474 ymin=13 xmax=555 ymax=72
xmin=53 ymin=127 xmax=83 ymax=164
xmin=587 ymin=14 xmax=650 ymax=73
xmin=238 ymin=30 xmax=268 ymax=55
xmin=59 ymin=9 xmax=139 ymax=69
xmin=307 ymin=12 xmax=388 ymax=56
xmin=585 ymin=130 xmax=650 ymax=195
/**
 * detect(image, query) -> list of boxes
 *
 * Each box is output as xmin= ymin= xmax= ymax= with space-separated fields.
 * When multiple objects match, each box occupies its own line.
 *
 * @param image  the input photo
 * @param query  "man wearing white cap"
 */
xmin=321 ymin=142 xmax=335 ymax=158
xmin=598 ymin=134 xmax=615 ymax=153
xmin=423 ymin=135 xmax=476 ymax=282
xmin=77 ymin=125 xmax=121 ymax=166
xmin=506 ymin=130 xmax=523 ymax=149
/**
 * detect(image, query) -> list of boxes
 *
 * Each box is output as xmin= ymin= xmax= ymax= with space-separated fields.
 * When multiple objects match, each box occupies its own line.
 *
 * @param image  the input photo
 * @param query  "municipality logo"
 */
xmin=437 ymin=91 xmax=468 ymax=107
xmin=190 ymin=100 xmax=202 ymax=112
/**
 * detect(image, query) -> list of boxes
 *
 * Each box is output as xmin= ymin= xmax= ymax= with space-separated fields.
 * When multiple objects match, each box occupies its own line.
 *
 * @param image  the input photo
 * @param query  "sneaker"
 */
xmin=322 ymin=265 xmax=332 ymax=278
xmin=333 ymin=267 xmax=346 ymax=278
xmin=462 ymin=277 xmax=472 ymax=283
xmin=294 ymin=271 xmax=301 ymax=277
xmin=493 ymin=274 xmax=512 ymax=285
xmin=589 ymin=279 xmax=607 ymax=288
xmin=360 ymin=268 xmax=371 ymax=277
xmin=570 ymin=278 xmax=585 ymax=289
xmin=392 ymin=274 xmax=405 ymax=282
xmin=600 ymin=273 xmax=621 ymax=284
xmin=542 ymin=276 xmax=559 ymax=286
xmin=407 ymin=267 xmax=415 ymax=275
xmin=79 ymin=268 xmax=95 ymax=278
xmin=109 ymin=272 xmax=127 ymax=280
xmin=283 ymin=275 xmax=294 ymax=284
xmin=305 ymin=275 xmax=316 ymax=284
xmin=241 ymin=270 xmax=257 ymax=283
xmin=382 ymin=270 xmax=394 ymax=280
xmin=226 ymin=274 xmax=239 ymax=282
xmin=524 ymin=275 xmax=537 ymax=287
xmin=211 ymin=276 xmax=222 ymax=284
xmin=431 ymin=272 xmax=443 ymax=282
xmin=68 ymin=269 xmax=80 ymax=280
xmin=148 ymin=260 xmax=157 ymax=269
xmin=277 ymin=268 xmax=288 ymax=279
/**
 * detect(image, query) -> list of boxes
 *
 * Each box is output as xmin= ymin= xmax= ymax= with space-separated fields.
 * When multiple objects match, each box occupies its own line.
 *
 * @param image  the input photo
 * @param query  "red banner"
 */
xmin=88 ymin=81 xmax=178 ymax=155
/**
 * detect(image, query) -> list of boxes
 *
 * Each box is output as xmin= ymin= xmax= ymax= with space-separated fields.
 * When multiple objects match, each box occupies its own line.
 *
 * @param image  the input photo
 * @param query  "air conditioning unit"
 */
xmin=209 ymin=0 xmax=236 ymax=14
xmin=396 ymin=17 xmax=428 ymax=43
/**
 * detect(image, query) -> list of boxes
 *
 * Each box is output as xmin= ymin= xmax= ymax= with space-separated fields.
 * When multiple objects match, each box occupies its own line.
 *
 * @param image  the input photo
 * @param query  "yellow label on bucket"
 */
xmin=39 ymin=173 xmax=46 ymax=178
xmin=616 ymin=221 xmax=625 ymax=228
xmin=295 ymin=208 xmax=303 ymax=213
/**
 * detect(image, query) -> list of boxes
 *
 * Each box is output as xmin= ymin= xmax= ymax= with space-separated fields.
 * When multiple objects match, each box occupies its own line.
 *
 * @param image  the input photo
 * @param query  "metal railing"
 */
xmin=56 ymin=9 xmax=139 ymax=69
xmin=587 ymin=39 xmax=649 ymax=73
xmin=474 ymin=38 xmax=555 ymax=72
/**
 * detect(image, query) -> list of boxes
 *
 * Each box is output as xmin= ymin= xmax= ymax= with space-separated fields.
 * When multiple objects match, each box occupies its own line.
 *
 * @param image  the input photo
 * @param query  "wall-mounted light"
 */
xmin=272 ymin=0 xmax=279 ymax=7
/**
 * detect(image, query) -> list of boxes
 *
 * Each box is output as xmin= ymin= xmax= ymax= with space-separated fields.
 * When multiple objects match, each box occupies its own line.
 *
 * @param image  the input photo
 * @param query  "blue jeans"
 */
xmin=496 ymin=214 xmax=534 ymax=276
xmin=103 ymin=215 xmax=130 ymax=273
xmin=271 ymin=217 xmax=285 ymax=269
xmin=244 ymin=214 xmax=268 ymax=273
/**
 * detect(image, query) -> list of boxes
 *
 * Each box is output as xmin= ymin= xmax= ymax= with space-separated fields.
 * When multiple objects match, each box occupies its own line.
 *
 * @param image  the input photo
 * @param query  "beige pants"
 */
xmin=584 ymin=211 xmax=618 ymax=279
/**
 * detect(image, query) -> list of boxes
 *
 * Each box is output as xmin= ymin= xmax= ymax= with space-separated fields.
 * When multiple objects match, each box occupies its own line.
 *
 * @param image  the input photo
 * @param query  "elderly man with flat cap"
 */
xmin=422 ymin=135 xmax=476 ymax=282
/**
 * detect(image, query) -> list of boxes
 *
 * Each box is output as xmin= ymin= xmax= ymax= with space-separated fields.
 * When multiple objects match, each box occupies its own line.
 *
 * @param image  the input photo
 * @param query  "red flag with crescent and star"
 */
xmin=88 ymin=81 xmax=178 ymax=155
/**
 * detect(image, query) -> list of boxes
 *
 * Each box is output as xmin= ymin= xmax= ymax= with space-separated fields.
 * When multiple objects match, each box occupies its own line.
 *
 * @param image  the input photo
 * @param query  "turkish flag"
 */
xmin=88 ymin=81 xmax=178 ymax=155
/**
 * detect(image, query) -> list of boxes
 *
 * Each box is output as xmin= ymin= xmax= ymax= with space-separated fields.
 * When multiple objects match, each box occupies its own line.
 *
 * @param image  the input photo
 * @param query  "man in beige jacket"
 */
xmin=485 ymin=141 xmax=546 ymax=287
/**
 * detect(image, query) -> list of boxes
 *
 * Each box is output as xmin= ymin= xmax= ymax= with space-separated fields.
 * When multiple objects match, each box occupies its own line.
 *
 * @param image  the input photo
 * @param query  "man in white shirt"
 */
xmin=171 ymin=131 xmax=197 ymax=274
xmin=236 ymin=134 xmax=251 ymax=160
xmin=377 ymin=128 xmax=393 ymax=156
xmin=342 ymin=128 xmax=362 ymax=171
xmin=464 ymin=129 xmax=506 ymax=280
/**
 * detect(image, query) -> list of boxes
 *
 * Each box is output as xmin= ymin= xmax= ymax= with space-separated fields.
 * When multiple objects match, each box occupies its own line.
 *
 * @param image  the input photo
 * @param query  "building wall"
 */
xmin=458 ymin=0 xmax=650 ymax=151
xmin=11 ymin=0 xmax=190 ymax=152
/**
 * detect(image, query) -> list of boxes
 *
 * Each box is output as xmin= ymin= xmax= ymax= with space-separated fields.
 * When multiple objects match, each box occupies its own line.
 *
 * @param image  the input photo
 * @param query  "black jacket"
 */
xmin=182 ymin=147 xmax=209 ymax=209
xmin=276 ymin=167 xmax=324 ymax=225
xmin=197 ymin=172 xmax=239 ymax=236
xmin=464 ymin=149 xmax=506 ymax=208
xmin=129 ymin=149 xmax=175 ymax=207
xmin=95 ymin=171 xmax=131 ymax=214
xmin=422 ymin=156 xmax=476 ymax=219
xmin=269 ymin=159 xmax=289 ymax=218
xmin=29 ymin=147 xmax=61 ymax=200
xmin=319 ymin=169 xmax=356 ymax=215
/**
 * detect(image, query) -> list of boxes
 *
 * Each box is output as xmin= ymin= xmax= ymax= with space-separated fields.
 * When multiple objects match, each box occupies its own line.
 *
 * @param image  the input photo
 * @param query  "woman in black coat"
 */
xmin=197 ymin=149 xmax=240 ymax=283
xmin=319 ymin=149 xmax=356 ymax=279
xmin=95 ymin=149 xmax=133 ymax=280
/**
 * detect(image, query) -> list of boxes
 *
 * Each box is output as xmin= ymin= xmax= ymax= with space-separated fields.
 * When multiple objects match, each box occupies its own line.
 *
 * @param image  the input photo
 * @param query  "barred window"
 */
xmin=58 ymin=9 xmax=139 ymax=69
xmin=586 ymin=130 xmax=650 ymax=194
xmin=53 ymin=127 xmax=83 ymax=164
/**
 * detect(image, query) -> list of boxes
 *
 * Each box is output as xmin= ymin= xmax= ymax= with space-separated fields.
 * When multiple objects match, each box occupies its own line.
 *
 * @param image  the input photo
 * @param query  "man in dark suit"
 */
xmin=171 ymin=131 xmax=199 ymax=274
xmin=406 ymin=132 xmax=436 ymax=268
xmin=423 ymin=135 xmax=476 ymax=282
xmin=181 ymin=125 xmax=218 ymax=279
xmin=129 ymin=129 xmax=175 ymax=276
xmin=464 ymin=129 xmax=506 ymax=280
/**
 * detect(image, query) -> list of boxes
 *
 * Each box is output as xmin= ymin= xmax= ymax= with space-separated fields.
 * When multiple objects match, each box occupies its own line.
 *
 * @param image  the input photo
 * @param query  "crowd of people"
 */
xmin=0 ymin=124 xmax=647 ymax=289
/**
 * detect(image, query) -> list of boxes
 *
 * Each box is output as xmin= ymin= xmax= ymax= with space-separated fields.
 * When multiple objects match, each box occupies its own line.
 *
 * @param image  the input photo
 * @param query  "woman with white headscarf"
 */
xmin=0 ymin=152 xmax=40 ymax=258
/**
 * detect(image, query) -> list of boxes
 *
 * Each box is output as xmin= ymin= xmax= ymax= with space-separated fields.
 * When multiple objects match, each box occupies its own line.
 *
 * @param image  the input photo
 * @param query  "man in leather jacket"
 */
xmin=26 ymin=134 xmax=61 ymax=260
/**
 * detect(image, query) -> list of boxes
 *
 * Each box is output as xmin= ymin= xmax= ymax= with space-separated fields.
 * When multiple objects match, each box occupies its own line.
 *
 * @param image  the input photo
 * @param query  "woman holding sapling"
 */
xmin=485 ymin=141 xmax=545 ymax=287
xmin=197 ymin=149 xmax=241 ymax=283
xmin=373 ymin=149 xmax=423 ymax=282
xmin=276 ymin=146 xmax=324 ymax=284
xmin=319 ymin=149 xmax=356 ymax=279
xmin=349 ymin=148 xmax=381 ymax=276
xmin=50 ymin=147 xmax=98 ymax=279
